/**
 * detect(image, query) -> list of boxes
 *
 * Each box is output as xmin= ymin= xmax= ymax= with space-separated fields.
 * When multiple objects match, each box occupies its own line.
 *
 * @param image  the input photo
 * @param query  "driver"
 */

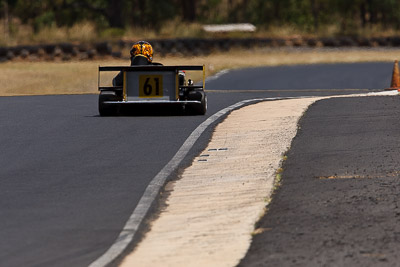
xmin=113 ymin=41 xmax=162 ymax=86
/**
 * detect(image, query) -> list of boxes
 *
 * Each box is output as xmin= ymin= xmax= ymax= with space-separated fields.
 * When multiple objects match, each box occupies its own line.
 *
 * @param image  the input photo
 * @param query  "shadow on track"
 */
xmin=96 ymin=105 xmax=204 ymax=117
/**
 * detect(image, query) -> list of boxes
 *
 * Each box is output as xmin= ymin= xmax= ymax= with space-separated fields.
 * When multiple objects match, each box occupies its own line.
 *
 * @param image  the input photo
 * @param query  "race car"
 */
xmin=98 ymin=65 xmax=207 ymax=116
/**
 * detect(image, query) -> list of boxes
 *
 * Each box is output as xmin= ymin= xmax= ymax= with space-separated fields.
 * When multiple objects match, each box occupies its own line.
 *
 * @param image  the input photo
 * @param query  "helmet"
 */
xmin=130 ymin=41 xmax=153 ymax=62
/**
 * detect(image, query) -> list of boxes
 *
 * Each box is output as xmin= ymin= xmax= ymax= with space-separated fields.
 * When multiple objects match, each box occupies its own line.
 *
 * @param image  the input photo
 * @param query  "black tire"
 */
xmin=186 ymin=90 xmax=207 ymax=115
xmin=98 ymin=92 xmax=121 ymax=116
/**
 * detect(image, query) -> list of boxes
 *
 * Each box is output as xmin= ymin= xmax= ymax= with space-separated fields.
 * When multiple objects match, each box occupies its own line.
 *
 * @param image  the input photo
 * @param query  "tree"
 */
xmin=182 ymin=0 xmax=196 ymax=22
xmin=106 ymin=0 xmax=124 ymax=28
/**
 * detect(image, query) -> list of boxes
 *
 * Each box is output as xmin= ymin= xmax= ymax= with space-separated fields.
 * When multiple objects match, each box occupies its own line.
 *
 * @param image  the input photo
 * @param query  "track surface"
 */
xmin=239 ymin=96 xmax=400 ymax=266
xmin=0 ymin=62 xmax=392 ymax=266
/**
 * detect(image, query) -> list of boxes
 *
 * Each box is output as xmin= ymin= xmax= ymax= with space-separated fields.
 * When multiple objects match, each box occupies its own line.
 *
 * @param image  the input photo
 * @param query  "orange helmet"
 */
xmin=130 ymin=41 xmax=153 ymax=62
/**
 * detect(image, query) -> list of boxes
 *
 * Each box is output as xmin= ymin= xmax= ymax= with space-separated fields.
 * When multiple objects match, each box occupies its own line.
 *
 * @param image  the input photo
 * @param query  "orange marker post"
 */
xmin=386 ymin=60 xmax=400 ymax=90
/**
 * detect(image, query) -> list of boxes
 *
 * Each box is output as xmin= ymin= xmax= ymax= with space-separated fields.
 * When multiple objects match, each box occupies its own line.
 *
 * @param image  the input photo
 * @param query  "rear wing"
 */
xmin=98 ymin=65 xmax=205 ymax=91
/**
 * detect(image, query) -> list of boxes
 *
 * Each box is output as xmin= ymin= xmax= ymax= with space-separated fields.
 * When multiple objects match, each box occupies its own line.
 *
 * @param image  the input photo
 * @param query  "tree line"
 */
xmin=2 ymin=0 xmax=400 ymax=35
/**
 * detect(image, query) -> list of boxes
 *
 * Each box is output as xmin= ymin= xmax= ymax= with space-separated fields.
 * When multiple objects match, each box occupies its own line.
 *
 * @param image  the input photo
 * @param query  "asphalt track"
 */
xmin=239 ymin=96 xmax=400 ymax=266
xmin=0 ymin=62 xmax=394 ymax=267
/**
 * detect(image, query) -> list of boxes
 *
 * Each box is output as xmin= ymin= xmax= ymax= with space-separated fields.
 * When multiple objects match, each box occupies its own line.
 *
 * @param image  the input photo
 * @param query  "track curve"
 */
xmin=0 ymin=62 xmax=393 ymax=267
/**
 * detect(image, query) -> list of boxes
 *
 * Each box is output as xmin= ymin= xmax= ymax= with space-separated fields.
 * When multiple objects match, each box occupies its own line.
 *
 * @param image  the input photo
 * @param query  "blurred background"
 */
xmin=2 ymin=0 xmax=400 ymax=96
xmin=2 ymin=0 xmax=400 ymax=45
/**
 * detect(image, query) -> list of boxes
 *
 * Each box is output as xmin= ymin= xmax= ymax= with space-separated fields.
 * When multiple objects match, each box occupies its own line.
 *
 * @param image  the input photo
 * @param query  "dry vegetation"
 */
xmin=4 ymin=18 xmax=400 ymax=47
xmin=1 ymin=20 xmax=98 ymax=46
xmin=0 ymin=47 xmax=398 ymax=96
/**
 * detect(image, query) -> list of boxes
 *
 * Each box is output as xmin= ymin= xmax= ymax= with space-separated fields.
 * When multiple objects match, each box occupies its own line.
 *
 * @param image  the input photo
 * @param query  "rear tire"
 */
xmin=186 ymin=90 xmax=207 ymax=115
xmin=98 ymin=92 xmax=121 ymax=116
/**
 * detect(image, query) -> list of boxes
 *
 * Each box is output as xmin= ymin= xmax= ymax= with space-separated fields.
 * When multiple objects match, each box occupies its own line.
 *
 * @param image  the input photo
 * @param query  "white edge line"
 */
xmin=88 ymin=97 xmax=285 ymax=267
xmin=88 ymin=90 xmax=396 ymax=267
xmin=205 ymin=69 xmax=230 ymax=83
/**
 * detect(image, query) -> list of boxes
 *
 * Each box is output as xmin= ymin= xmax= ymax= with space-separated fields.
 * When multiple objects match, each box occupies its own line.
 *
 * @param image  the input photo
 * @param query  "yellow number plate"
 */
xmin=139 ymin=75 xmax=163 ymax=98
